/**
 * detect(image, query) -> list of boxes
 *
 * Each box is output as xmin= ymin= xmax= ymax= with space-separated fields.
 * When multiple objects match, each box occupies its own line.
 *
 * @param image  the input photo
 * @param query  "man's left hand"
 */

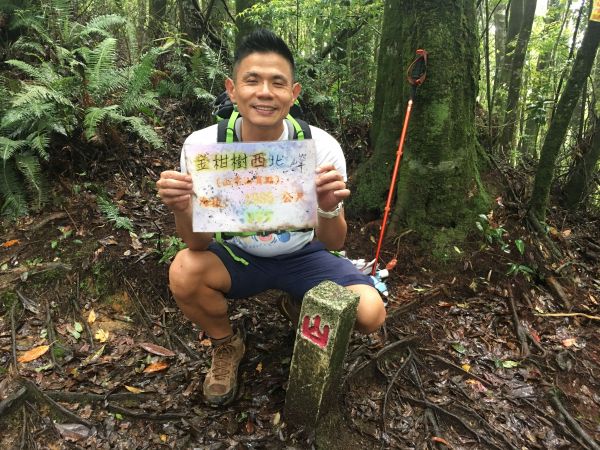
xmin=316 ymin=163 xmax=350 ymax=211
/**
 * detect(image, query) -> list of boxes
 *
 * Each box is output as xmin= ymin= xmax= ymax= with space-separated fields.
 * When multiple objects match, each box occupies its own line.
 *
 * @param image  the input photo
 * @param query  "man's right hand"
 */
xmin=156 ymin=171 xmax=194 ymax=212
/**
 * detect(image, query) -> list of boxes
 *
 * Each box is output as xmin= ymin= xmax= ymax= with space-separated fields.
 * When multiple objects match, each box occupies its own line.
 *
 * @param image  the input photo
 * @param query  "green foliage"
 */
xmin=157 ymin=235 xmax=186 ymax=264
xmin=97 ymin=196 xmax=134 ymax=231
xmin=156 ymin=35 xmax=226 ymax=104
xmin=476 ymin=214 xmax=509 ymax=252
xmin=0 ymin=1 xmax=165 ymax=217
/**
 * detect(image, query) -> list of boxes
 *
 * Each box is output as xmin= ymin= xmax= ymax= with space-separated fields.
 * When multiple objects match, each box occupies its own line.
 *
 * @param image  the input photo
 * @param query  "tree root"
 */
xmin=545 ymin=276 xmax=572 ymax=309
xmin=381 ymin=349 xmax=412 ymax=441
xmin=549 ymin=389 xmax=600 ymax=450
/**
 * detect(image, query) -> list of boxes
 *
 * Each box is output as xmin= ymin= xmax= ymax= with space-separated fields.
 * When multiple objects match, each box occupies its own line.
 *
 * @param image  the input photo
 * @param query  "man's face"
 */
xmin=225 ymin=52 xmax=301 ymax=140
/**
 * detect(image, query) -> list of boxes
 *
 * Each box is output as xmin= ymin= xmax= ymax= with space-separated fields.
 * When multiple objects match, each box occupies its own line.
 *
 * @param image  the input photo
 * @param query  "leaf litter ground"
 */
xmin=0 ymin=142 xmax=599 ymax=449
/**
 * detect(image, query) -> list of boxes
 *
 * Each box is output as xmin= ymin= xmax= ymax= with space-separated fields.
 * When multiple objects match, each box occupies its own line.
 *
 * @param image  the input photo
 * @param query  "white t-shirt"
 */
xmin=180 ymin=119 xmax=346 ymax=257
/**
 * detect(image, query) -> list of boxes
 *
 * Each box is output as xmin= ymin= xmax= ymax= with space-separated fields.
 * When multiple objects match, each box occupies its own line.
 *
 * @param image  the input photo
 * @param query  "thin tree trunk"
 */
xmin=529 ymin=18 xmax=600 ymax=221
xmin=561 ymin=113 xmax=600 ymax=207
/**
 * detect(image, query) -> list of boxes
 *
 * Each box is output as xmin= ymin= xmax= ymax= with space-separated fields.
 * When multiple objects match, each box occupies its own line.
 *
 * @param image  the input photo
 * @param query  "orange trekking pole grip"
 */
xmin=372 ymin=49 xmax=427 ymax=276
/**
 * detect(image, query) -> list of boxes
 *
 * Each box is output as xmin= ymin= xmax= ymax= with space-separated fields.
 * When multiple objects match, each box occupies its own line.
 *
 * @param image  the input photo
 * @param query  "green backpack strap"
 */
xmin=286 ymin=115 xmax=312 ymax=140
xmin=215 ymin=232 xmax=249 ymax=265
xmin=217 ymin=110 xmax=240 ymax=143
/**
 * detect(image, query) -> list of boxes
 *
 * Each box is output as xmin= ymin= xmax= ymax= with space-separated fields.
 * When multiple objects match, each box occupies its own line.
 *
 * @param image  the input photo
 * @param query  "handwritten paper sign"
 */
xmin=592 ymin=0 xmax=600 ymax=22
xmin=184 ymin=140 xmax=317 ymax=232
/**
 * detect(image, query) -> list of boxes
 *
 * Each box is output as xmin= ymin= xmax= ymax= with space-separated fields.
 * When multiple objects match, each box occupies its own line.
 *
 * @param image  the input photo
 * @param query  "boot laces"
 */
xmin=211 ymin=342 xmax=236 ymax=380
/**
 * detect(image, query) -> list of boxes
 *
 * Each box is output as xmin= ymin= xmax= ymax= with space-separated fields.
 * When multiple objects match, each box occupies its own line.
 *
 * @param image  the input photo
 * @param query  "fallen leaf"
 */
xmin=18 ymin=345 xmax=50 ymax=363
xmin=461 ymin=364 xmax=471 ymax=372
xmin=200 ymin=338 xmax=212 ymax=347
xmin=81 ymin=344 xmax=105 ymax=366
xmin=139 ymin=342 xmax=176 ymax=357
xmin=272 ymin=412 xmax=281 ymax=426
xmin=255 ymin=362 xmax=263 ymax=373
xmin=561 ymin=229 xmax=571 ymax=238
xmin=143 ymin=361 xmax=169 ymax=373
xmin=87 ymin=309 xmax=96 ymax=324
xmin=160 ymin=434 xmax=168 ymax=442
xmin=94 ymin=329 xmax=109 ymax=343
xmin=385 ymin=258 xmax=397 ymax=270
xmin=55 ymin=423 xmax=93 ymax=442
xmin=466 ymin=379 xmax=488 ymax=393
xmin=245 ymin=418 xmax=255 ymax=434
xmin=562 ymin=338 xmax=576 ymax=347
xmin=432 ymin=436 xmax=451 ymax=446
xmin=124 ymin=385 xmax=145 ymax=394
xmin=1 ymin=239 xmax=20 ymax=248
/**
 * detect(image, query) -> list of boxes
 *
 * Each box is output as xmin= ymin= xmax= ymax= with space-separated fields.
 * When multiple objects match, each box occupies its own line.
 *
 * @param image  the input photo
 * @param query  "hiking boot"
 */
xmin=203 ymin=330 xmax=245 ymax=406
xmin=278 ymin=293 xmax=301 ymax=329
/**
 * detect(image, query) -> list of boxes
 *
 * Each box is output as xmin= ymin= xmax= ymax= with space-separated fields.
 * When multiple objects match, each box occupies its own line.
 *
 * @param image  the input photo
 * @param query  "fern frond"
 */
xmin=12 ymin=38 xmax=46 ymax=58
xmin=0 ymin=159 xmax=28 ymax=218
xmin=97 ymin=196 xmax=134 ymax=231
xmin=121 ymin=91 xmax=159 ymax=115
xmin=11 ymin=84 xmax=73 ymax=108
xmin=6 ymin=60 xmax=59 ymax=85
xmin=0 ymin=137 xmax=27 ymax=161
xmin=82 ymin=14 xmax=126 ymax=37
xmin=26 ymin=132 xmax=50 ymax=160
xmin=122 ymin=116 xmax=163 ymax=149
xmin=83 ymin=105 xmax=118 ymax=139
xmin=193 ymin=87 xmax=216 ymax=103
xmin=15 ymin=153 xmax=47 ymax=210
xmin=85 ymin=38 xmax=118 ymax=96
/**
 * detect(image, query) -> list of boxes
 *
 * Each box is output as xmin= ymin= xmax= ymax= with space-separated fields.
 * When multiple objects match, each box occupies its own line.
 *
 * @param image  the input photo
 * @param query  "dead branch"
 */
xmin=0 ymin=262 xmax=71 ymax=292
xmin=45 ymin=390 xmax=152 ymax=403
xmin=526 ymin=211 xmax=563 ymax=260
xmin=549 ymin=389 xmax=600 ymax=450
xmin=0 ymin=387 xmax=27 ymax=417
xmin=30 ymin=212 xmax=68 ymax=231
xmin=386 ymin=286 xmax=447 ymax=320
xmin=106 ymin=403 xmax=188 ymax=421
xmin=396 ymin=394 xmax=514 ymax=450
xmin=545 ymin=276 xmax=572 ymax=309
xmin=507 ymin=285 xmax=529 ymax=357
xmin=381 ymin=349 xmax=412 ymax=439
xmin=18 ymin=378 xmax=92 ymax=428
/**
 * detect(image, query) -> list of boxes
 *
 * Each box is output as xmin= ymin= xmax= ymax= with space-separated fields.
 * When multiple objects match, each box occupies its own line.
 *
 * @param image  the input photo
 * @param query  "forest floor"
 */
xmin=0 ymin=118 xmax=600 ymax=449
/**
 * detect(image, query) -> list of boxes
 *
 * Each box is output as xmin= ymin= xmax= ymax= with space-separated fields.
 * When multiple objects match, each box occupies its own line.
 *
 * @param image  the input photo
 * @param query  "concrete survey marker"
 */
xmin=284 ymin=281 xmax=359 ymax=430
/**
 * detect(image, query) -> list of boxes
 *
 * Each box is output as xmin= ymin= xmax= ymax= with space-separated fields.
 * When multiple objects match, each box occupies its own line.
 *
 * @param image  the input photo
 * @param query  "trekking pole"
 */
xmin=372 ymin=49 xmax=428 ymax=276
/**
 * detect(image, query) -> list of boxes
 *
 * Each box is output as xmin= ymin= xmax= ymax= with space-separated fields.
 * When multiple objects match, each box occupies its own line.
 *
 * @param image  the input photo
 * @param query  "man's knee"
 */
xmin=348 ymin=285 xmax=387 ymax=334
xmin=169 ymin=249 xmax=229 ymax=301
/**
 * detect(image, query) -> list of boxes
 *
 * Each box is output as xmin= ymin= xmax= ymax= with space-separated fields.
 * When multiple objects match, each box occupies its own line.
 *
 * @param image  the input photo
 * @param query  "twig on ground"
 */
xmin=426 ymin=354 xmax=493 ymax=387
xmin=73 ymin=272 xmax=94 ymax=349
xmin=535 ymin=312 xmax=600 ymax=321
xmin=10 ymin=299 xmax=18 ymax=370
xmin=549 ymin=389 xmax=600 ymax=450
xmin=43 ymin=295 xmax=65 ymax=375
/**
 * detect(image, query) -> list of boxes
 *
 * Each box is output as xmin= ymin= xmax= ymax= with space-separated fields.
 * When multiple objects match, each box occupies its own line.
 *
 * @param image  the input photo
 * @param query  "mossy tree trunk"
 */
xmin=529 ymin=18 xmax=600 ymax=221
xmin=350 ymin=0 xmax=488 ymax=257
xmin=500 ymin=0 xmax=536 ymax=151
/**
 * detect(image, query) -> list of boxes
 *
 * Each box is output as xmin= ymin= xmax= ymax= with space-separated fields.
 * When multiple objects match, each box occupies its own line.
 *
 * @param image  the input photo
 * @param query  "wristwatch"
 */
xmin=317 ymin=202 xmax=343 ymax=219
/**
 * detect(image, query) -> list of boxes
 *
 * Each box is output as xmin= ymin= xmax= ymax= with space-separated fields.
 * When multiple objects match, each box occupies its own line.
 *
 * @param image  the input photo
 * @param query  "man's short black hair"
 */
xmin=233 ymin=29 xmax=295 ymax=76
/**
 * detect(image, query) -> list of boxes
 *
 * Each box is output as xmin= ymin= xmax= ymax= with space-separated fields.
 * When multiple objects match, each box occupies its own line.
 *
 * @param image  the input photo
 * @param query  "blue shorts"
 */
xmin=207 ymin=240 xmax=373 ymax=300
